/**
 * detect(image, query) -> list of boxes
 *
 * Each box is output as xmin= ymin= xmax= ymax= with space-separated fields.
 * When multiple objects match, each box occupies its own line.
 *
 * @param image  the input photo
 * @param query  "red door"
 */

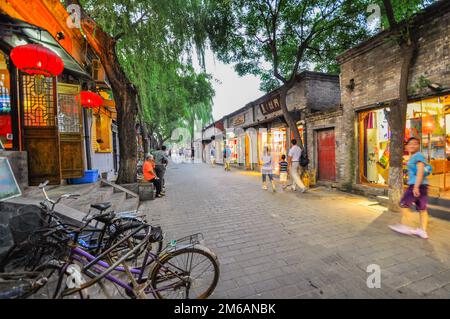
xmin=317 ymin=129 xmax=336 ymax=181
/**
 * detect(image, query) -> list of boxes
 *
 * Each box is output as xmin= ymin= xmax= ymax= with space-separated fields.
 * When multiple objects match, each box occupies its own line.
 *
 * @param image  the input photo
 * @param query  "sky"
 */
xmin=198 ymin=49 xmax=264 ymax=122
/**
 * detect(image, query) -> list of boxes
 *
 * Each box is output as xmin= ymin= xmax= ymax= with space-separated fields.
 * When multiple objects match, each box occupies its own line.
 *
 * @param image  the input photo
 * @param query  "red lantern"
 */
xmin=80 ymin=91 xmax=103 ymax=109
xmin=10 ymin=44 xmax=64 ymax=77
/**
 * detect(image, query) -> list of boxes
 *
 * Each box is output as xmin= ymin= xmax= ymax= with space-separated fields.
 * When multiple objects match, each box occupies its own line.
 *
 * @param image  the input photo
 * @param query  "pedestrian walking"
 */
xmin=224 ymin=145 xmax=232 ymax=171
xmin=279 ymin=154 xmax=289 ymax=190
xmin=288 ymin=139 xmax=306 ymax=193
xmin=143 ymin=154 xmax=164 ymax=198
xmin=389 ymin=137 xmax=432 ymax=239
xmin=261 ymin=147 xmax=276 ymax=192
xmin=210 ymin=146 xmax=216 ymax=167
xmin=154 ymin=145 xmax=169 ymax=190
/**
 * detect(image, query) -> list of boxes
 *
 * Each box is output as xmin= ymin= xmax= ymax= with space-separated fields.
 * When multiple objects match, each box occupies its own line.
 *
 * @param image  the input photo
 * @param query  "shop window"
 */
xmin=269 ymin=128 xmax=287 ymax=174
xmin=359 ymin=96 xmax=450 ymax=198
xmin=92 ymin=109 xmax=112 ymax=153
xmin=359 ymin=109 xmax=390 ymax=185
xmin=406 ymin=96 xmax=449 ymax=196
xmin=0 ymin=52 xmax=12 ymax=149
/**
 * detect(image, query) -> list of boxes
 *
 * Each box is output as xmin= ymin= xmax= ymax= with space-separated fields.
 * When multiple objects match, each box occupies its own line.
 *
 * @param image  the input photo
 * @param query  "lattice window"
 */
xmin=58 ymin=93 xmax=80 ymax=133
xmin=22 ymin=74 xmax=55 ymax=127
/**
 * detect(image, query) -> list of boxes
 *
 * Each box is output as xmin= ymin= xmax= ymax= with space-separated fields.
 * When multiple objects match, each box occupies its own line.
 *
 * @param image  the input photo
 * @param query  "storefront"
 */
xmin=0 ymin=51 xmax=14 ymax=150
xmin=0 ymin=13 xmax=116 ymax=185
xmin=226 ymin=132 xmax=238 ymax=164
xmin=358 ymin=94 xmax=450 ymax=198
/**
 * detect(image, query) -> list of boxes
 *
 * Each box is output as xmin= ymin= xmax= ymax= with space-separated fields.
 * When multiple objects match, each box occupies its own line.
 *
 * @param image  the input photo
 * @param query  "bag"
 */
xmin=300 ymin=149 xmax=309 ymax=167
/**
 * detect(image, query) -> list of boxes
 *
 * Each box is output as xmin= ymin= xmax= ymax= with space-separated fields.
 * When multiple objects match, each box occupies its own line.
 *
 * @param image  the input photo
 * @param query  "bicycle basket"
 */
xmin=2 ymin=212 xmax=70 ymax=272
xmin=8 ymin=211 xmax=45 ymax=245
xmin=0 ymin=225 xmax=14 ymax=263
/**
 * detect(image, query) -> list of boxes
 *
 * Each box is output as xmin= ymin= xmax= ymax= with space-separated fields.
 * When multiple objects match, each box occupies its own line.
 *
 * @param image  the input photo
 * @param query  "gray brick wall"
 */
xmin=338 ymin=6 xmax=450 ymax=190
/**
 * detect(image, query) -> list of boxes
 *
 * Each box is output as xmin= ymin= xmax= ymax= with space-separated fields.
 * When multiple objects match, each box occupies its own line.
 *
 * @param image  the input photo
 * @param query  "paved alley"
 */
xmin=139 ymin=163 xmax=450 ymax=299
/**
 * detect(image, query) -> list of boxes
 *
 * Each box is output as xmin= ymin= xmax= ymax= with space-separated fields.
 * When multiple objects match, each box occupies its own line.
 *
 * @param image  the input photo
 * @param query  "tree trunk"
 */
xmin=141 ymin=123 xmax=149 ymax=156
xmin=71 ymin=2 xmax=138 ymax=184
xmin=279 ymin=86 xmax=303 ymax=148
xmin=386 ymin=43 xmax=416 ymax=211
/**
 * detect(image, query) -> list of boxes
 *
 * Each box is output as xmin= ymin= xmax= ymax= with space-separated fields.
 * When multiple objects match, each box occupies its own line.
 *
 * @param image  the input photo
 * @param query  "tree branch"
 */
xmin=382 ymin=0 xmax=397 ymax=29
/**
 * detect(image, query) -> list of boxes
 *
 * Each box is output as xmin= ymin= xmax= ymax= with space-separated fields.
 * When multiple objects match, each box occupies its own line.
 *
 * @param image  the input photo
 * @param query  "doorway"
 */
xmin=317 ymin=128 xmax=336 ymax=181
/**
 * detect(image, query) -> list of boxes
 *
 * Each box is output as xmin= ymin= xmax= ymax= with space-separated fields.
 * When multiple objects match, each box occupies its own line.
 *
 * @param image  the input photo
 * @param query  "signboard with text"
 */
xmin=0 ymin=157 xmax=21 ymax=201
xmin=259 ymin=95 xmax=281 ymax=116
xmin=232 ymin=114 xmax=245 ymax=126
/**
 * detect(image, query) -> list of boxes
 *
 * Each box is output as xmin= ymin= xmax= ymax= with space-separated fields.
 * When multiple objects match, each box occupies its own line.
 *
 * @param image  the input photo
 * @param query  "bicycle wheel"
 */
xmin=149 ymin=245 xmax=219 ymax=299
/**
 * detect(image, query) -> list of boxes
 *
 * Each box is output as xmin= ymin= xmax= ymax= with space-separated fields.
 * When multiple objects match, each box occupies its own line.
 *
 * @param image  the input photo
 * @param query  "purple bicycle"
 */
xmin=37 ymin=220 xmax=220 ymax=299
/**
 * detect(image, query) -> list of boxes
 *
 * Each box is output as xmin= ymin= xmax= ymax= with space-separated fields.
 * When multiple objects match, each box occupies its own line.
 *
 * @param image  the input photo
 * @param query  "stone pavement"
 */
xmin=139 ymin=163 xmax=450 ymax=299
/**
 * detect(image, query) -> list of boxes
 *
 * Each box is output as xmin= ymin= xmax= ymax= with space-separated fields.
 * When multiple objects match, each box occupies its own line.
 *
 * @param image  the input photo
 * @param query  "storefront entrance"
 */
xmin=57 ymin=83 xmax=84 ymax=179
xmin=20 ymin=74 xmax=61 ymax=185
xmin=317 ymin=128 xmax=336 ymax=181
xmin=358 ymin=94 xmax=450 ymax=198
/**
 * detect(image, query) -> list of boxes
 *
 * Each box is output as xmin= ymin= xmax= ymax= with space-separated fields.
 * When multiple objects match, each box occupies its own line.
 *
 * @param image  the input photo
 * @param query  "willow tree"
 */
xmin=67 ymin=0 xmax=211 ymax=183
xmin=205 ymin=0 xmax=370 ymax=147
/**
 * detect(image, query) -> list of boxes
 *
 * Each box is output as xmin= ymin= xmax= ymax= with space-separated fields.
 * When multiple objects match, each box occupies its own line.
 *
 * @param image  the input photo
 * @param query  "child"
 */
xmin=279 ymin=155 xmax=289 ymax=189
xmin=261 ymin=147 xmax=276 ymax=192
xmin=389 ymin=137 xmax=431 ymax=239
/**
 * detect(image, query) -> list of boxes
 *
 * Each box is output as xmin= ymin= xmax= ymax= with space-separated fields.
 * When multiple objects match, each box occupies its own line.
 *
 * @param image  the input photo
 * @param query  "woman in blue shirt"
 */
xmin=389 ymin=137 xmax=430 ymax=239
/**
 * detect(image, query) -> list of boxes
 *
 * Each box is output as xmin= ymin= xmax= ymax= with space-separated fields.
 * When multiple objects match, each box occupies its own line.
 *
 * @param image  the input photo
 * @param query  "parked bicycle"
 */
xmin=0 ymin=182 xmax=220 ymax=299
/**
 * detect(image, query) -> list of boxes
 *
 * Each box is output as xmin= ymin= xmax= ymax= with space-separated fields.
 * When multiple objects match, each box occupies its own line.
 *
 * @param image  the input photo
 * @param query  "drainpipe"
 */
xmin=83 ymin=108 xmax=92 ymax=170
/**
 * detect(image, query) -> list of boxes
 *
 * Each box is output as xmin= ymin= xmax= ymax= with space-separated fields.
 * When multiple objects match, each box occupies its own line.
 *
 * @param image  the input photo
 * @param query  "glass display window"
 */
xmin=269 ymin=127 xmax=287 ymax=174
xmin=359 ymin=108 xmax=391 ymax=185
xmin=359 ymin=95 xmax=450 ymax=198
xmin=0 ymin=52 xmax=12 ymax=149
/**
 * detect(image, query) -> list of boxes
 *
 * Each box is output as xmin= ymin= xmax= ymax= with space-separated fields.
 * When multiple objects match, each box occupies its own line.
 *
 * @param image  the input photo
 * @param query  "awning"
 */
xmin=0 ymin=14 xmax=91 ymax=79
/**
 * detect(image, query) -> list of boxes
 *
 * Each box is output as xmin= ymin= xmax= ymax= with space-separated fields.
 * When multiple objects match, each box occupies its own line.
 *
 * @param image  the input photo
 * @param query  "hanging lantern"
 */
xmin=10 ymin=44 xmax=64 ymax=77
xmin=80 ymin=91 xmax=103 ymax=109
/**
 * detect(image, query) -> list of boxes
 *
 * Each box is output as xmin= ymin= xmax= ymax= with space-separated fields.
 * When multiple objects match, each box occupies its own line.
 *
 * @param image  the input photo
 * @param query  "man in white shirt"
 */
xmin=288 ymin=139 xmax=306 ymax=193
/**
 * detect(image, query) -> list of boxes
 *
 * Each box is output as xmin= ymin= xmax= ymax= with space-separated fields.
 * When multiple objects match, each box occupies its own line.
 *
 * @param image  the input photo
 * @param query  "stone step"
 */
xmin=100 ymin=179 xmax=138 ymax=199
xmin=375 ymin=195 xmax=450 ymax=221
xmin=109 ymin=191 xmax=127 ymax=213
xmin=117 ymin=197 xmax=140 ymax=213
xmin=427 ymin=204 xmax=450 ymax=221
xmin=69 ymin=187 xmax=115 ymax=214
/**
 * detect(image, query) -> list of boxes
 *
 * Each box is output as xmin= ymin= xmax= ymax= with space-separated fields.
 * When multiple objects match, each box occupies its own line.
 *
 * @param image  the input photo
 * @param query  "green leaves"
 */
xmin=79 ymin=0 xmax=215 ymax=141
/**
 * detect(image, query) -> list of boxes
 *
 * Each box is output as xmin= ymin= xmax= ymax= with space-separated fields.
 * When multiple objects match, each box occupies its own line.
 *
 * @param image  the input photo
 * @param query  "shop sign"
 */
xmin=259 ymin=95 xmax=281 ymax=115
xmin=0 ymin=157 xmax=21 ymax=201
xmin=232 ymin=114 xmax=245 ymax=126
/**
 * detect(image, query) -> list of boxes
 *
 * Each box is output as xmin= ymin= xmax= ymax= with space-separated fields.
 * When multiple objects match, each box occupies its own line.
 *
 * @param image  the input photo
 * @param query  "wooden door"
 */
xmin=57 ymin=83 xmax=84 ymax=179
xmin=20 ymin=74 xmax=61 ymax=185
xmin=317 ymin=128 xmax=336 ymax=181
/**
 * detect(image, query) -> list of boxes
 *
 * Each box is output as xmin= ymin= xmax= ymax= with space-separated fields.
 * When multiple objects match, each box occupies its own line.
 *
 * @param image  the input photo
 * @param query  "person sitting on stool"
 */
xmin=143 ymin=154 xmax=164 ymax=198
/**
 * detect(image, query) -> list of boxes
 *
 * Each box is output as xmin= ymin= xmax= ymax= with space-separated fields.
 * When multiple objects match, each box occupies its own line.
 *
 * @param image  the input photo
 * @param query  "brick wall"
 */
xmin=338 ymin=3 xmax=450 ymax=189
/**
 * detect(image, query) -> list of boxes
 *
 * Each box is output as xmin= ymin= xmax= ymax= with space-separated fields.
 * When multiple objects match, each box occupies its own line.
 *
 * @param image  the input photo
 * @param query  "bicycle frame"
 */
xmin=57 ymin=225 xmax=186 ymax=298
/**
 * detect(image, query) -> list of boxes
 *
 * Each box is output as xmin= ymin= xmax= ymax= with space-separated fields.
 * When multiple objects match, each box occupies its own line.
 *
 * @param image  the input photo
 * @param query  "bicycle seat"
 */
xmin=91 ymin=202 xmax=112 ymax=212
